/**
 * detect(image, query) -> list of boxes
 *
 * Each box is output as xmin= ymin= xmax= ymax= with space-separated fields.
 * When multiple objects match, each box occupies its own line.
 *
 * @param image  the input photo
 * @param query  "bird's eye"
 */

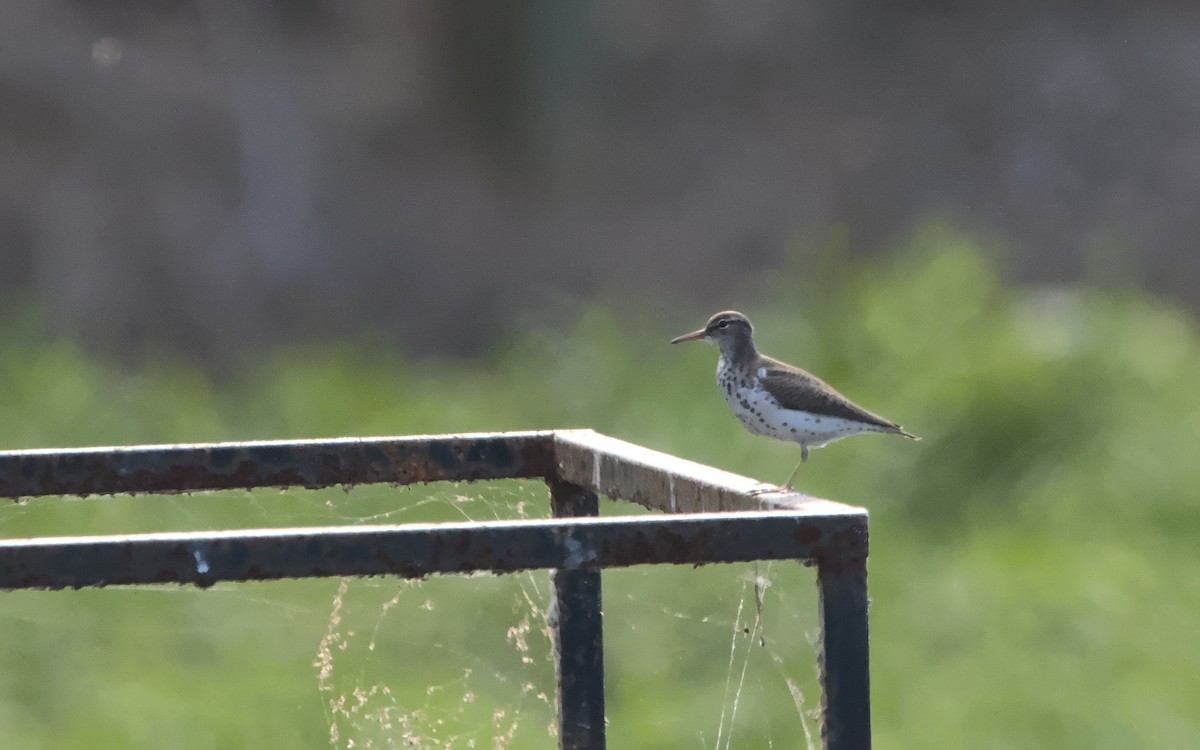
xmin=717 ymin=320 xmax=729 ymax=329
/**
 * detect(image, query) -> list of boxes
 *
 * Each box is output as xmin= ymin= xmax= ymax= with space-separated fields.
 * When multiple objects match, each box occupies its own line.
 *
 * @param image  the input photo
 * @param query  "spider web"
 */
xmin=0 ymin=482 xmax=824 ymax=749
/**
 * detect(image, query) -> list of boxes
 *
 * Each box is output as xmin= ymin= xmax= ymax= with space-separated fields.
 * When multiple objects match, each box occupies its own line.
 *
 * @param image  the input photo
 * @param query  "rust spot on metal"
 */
xmin=595 ymin=525 xmax=718 ymax=567
xmin=517 ymin=437 xmax=556 ymax=479
xmin=390 ymin=450 xmax=443 ymax=484
xmin=817 ymin=523 xmax=868 ymax=580
xmin=794 ymin=523 xmax=822 ymax=545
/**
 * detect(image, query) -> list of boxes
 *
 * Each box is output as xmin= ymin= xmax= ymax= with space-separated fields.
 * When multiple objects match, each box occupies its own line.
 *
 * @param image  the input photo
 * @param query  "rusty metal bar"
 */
xmin=0 ymin=509 xmax=858 ymax=591
xmin=817 ymin=521 xmax=872 ymax=750
xmin=0 ymin=432 xmax=555 ymax=499
xmin=550 ymin=478 xmax=606 ymax=750
xmin=552 ymin=429 xmax=852 ymax=514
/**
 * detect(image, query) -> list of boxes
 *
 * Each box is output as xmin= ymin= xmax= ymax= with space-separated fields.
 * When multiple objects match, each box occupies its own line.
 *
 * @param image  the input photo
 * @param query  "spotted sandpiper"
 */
xmin=671 ymin=310 xmax=919 ymax=490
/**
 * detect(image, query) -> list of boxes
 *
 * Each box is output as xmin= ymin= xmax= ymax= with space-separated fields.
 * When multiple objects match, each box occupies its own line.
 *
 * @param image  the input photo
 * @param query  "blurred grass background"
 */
xmin=1 ymin=227 xmax=1198 ymax=748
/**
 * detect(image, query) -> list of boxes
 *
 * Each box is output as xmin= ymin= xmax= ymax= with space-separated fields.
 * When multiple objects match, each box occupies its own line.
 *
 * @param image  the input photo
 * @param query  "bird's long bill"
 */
xmin=670 ymin=328 xmax=707 ymax=344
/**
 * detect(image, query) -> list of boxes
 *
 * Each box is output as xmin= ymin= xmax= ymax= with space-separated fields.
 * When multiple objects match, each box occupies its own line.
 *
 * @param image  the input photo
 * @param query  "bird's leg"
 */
xmin=750 ymin=445 xmax=810 ymax=496
xmin=781 ymin=445 xmax=808 ymax=491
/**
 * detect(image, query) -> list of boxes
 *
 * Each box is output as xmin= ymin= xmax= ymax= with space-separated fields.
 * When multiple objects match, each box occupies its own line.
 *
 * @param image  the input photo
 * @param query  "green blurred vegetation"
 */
xmin=1 ymin=227 xmax=1198 ymax=748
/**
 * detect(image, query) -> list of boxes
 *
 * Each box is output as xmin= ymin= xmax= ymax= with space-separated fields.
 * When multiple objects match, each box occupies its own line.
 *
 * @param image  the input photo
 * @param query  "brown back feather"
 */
xmin=756 ymin=356 xmax=907 ymax=432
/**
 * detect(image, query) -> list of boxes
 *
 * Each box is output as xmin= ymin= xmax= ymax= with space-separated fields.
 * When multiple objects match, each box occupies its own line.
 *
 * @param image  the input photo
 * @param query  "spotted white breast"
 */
xmin=716 ymin=358 xmax=885 ymax=448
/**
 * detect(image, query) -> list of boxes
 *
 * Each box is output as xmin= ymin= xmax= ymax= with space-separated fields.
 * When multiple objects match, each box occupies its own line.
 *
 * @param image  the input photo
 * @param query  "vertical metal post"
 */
xmin=549 ymin=478 xmax=606 ymax=750
xmin=816 ymin=522 xmax=871 ymax=750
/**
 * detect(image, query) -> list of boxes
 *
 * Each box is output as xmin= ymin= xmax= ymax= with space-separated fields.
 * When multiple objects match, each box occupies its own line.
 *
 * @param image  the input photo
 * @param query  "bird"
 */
xmin=671 ymin=310 xmax=918 ymax=490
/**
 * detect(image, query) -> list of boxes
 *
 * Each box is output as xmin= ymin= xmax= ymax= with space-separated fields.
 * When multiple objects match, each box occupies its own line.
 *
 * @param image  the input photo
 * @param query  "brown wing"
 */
xmin=757 ymin=356 xmax=907 ymax=432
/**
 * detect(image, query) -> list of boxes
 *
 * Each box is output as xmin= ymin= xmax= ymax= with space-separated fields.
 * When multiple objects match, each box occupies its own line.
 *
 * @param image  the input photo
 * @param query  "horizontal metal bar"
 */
xmin=0 ymin=432 xmax=555 ymax=499
xmin=0 ymin=510 xmax=864 ymax=591
xmin=552 ymin=429 xmax=858 ymax=515
xmin=0 ymin=429 xmax=869 ymax=518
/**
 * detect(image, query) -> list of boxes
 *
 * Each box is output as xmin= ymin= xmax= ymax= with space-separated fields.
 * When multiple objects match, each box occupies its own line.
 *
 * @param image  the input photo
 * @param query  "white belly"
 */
xmin=716 ymin=361 xmax=880 ymax=448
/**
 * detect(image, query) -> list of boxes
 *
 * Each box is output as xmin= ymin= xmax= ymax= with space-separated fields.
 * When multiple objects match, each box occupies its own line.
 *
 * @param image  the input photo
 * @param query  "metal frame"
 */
xmin=0 ymin=429 xmax=870 ymax=749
